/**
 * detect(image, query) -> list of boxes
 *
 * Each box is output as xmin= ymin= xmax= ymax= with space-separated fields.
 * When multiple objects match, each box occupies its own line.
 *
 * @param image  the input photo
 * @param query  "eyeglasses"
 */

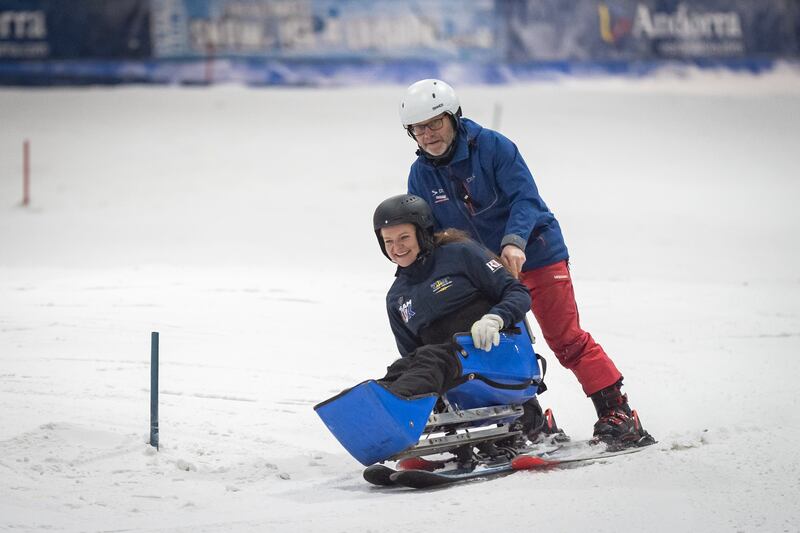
xmin=407 ymin=116 xmax=446 ymax=136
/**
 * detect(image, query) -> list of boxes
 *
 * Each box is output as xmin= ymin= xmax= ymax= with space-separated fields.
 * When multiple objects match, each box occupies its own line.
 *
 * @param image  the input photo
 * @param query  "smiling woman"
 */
xmin=380 ymin=223 xmax=420 ymax=267
xmin=370 ymin=193 xmax=533 ymax=403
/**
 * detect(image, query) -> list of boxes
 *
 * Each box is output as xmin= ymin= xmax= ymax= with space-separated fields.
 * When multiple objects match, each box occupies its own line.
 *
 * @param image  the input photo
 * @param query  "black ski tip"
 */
xmin=390 ymin=469 xmax=455 ymax=489
xmin=363 ymin=464 xmax=397 ymax=486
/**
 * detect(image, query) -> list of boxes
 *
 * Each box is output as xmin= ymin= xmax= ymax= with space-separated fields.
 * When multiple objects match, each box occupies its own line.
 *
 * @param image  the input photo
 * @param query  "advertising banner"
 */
xmin=151 ymin=0 xmax=498 ymax=60
xmin=498 ymin=0 xmax=799 ymax=62
xmin=0 ymin=0 xmax=150 ymax=60
xmin=1 ymin=0 xmax=798 ymax=85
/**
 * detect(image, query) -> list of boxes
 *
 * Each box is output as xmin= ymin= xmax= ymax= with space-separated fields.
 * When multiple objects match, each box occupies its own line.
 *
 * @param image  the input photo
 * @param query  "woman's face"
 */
xmin=381 ymin=223 xmax=420 ymax=267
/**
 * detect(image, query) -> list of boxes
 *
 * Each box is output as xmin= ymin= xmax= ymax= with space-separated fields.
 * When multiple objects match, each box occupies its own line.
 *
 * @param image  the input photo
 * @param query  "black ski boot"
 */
xmin=515 ymin=397 xmax=569 ymax=444
xmin=590 ymin=380 xmax=655 ymax=449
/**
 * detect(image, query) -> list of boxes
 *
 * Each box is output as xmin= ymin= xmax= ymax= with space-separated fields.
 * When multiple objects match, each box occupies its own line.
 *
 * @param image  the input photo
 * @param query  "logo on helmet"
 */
xmin=431 ymin=103 xmax=443 ymax=111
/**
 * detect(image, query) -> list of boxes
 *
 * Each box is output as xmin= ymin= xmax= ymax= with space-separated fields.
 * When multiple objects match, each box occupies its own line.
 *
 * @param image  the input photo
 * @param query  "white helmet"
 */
xmin=399 ymin=79 xmax=461 ymax=127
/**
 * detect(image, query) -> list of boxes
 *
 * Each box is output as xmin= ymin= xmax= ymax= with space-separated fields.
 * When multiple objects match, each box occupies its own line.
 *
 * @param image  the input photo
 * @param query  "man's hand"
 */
xmin=500 ymin=245 xmax=526 ymax=279
xmin=470 ymin=314 xmax=504 ymax=352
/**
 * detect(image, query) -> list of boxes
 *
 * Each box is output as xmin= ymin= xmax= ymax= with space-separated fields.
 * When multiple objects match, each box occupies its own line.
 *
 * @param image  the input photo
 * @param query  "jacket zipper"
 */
xmin=439 ymin=165 xmax=486 ymax=248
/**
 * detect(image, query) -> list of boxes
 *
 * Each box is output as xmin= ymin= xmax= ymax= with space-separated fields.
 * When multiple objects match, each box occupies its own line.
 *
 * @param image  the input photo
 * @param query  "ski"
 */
xmin=365 ymin=440 xmax=565 ymax=488
xmin=374 ymin=439 xmax=655 ymax=489
xmin=360 ymin=406 xmax=656 ymax=489
xmin=511 ymin=439 xmax=652 ymax=470
xmin=389 ymin=461 xmax=514 ymax=488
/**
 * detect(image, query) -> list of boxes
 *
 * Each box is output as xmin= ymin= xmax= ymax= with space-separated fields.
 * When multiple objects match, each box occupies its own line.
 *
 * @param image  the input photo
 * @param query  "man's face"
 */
xmin=409 ymin=113 xmax=455 ymax=157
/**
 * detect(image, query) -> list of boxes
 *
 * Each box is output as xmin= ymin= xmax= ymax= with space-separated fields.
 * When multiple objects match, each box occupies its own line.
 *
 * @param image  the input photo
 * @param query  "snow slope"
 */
xmin=1 ymin=68 xmax=799 ymax=532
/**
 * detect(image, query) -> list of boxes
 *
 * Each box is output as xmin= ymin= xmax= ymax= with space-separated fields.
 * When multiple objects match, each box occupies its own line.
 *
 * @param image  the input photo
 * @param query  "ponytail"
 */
xmin=433 ymin=228 xmax=505 ymax=265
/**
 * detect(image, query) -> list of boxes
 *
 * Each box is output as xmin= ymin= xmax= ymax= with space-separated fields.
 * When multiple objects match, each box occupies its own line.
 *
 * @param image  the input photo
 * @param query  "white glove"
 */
xmin=470 ymin=314 xmax=503 ymax=352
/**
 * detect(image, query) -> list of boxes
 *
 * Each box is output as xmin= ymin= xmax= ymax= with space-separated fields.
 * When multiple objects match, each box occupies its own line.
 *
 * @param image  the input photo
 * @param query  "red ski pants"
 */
xmin=520 ymin=261 xmax=622 ymax=396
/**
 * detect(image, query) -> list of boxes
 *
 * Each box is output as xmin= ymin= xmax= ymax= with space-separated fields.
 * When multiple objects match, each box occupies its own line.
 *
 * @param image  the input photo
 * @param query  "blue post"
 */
xmin=150 ymin=331 xmax=159 ymax=450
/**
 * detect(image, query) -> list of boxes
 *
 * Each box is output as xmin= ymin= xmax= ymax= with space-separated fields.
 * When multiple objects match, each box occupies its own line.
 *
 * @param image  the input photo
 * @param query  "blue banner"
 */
xmin=498 ymin=0 xmax=800 ymax=61
xmin=0 ymin=0 xmax=150 ymax=60
xmin=1 ymin=0 xmax=798 ymax=85
xmin=150 ymin=0 xmax=498 ymax=60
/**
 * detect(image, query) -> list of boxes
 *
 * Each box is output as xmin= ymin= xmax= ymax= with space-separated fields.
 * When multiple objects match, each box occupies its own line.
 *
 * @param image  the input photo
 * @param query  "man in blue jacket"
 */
xmin=399 ymin=79 xmax=653 ymax=448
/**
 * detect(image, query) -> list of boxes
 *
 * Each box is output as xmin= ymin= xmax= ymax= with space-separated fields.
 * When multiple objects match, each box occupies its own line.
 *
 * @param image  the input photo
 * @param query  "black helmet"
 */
xmin=373 ymin=194 xmax=435 ymax=260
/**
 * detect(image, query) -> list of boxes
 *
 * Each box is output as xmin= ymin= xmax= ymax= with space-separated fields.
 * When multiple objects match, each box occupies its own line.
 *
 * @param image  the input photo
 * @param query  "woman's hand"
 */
xmin=470 ymin=314 xmax=504 ymax=351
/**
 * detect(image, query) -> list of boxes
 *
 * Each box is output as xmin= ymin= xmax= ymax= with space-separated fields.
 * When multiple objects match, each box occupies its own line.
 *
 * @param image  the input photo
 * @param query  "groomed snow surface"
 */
xmin=2 ymin=68 xmax=799 ymax=532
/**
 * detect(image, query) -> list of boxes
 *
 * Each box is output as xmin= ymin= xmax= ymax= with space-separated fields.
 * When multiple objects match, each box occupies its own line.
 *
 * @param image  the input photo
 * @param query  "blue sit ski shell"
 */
xmin=445 ymin=324 xmax=540 ymax=410
xmin=313 ymin=323 xmax=541 ymax=466
xmin=314 ymin=380 xmax=437 ymax=466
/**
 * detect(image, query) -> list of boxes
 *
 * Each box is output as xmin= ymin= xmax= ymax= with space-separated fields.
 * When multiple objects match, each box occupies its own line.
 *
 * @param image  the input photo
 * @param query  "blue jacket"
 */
xmin=407 ymin=118 xmax=569 ymax=272
xmin=386 ymin=240 xmax=531 ymax=357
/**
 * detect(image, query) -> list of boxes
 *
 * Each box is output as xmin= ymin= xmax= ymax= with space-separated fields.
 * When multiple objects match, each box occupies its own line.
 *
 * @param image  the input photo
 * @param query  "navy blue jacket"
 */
xmin=386 ymin=240 xmax=531 ymax=357
xmin=407 ymin=118 xmax=569 ymax=272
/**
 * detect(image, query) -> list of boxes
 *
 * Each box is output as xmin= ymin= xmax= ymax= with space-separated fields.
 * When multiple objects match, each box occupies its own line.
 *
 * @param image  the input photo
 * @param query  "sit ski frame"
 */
xmin=388 ymin=396 xmax=525 ymax=463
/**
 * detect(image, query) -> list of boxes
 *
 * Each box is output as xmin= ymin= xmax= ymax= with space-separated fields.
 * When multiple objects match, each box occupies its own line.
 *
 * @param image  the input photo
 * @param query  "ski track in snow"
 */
xmin=2 ymin=71 xmax=800 ymax=532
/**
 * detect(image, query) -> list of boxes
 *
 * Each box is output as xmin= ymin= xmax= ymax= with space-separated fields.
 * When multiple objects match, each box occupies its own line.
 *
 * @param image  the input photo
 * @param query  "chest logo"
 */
xmin=431 ymin=188 xmax=449 ymax=204
xmin=430 ymin=277 xmax=453 ymax=294
xmin=398 ymin=299 xmax=416 ymax=324
xmin=486 ymin=259 xmax=503 ymax=273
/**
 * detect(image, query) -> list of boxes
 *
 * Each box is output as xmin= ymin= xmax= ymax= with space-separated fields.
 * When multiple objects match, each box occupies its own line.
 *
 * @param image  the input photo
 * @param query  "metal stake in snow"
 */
xmin=22 ymin=139 xmax=30 ymax=206
xmin=150 ymin=332 xmax=160 ymax=450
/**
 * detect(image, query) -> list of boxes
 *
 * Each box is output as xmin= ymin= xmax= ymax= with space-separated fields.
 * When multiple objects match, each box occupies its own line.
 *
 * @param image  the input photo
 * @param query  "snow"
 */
xmin=1 ymin=69 xmax=800 ymax=532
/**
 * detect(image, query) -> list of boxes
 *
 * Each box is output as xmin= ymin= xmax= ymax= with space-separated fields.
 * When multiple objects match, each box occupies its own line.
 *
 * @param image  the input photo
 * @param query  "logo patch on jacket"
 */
xmin=430 ymin=277 xmax=453 ymax=294
xmin=431 ymin=188 xmax=449 ymax=204
xmin=486 ymin=259 xmax=503 ymax=273
xmin=398 ymin=299 xmax=416 ymax=323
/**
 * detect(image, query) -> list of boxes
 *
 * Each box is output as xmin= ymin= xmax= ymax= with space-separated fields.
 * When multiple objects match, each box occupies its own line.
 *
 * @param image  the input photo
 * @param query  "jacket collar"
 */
xmin=395 ymin=249 xmax=436 ymax=281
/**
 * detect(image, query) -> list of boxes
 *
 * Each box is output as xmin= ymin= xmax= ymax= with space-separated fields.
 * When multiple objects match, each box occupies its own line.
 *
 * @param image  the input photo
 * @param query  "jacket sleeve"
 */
xmin=488 ymin=132 xmax=547 ymax=250
xmin=460 ymin=242 xmax=531 ymax=328
xmin=387 ymin=297 xmax=422 ymax=357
